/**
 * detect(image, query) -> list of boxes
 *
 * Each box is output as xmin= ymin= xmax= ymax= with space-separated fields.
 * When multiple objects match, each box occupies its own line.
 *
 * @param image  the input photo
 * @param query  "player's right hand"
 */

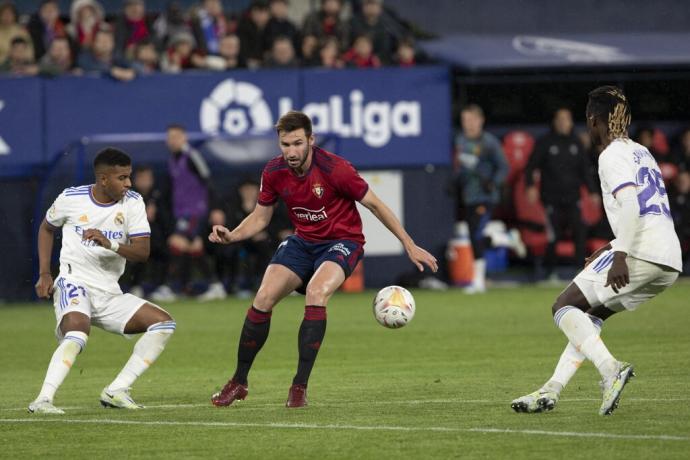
xmin=209 ymin=225 xmax=232 ymax=244
xmin=35 ymin=273 xmax=54 ymax=299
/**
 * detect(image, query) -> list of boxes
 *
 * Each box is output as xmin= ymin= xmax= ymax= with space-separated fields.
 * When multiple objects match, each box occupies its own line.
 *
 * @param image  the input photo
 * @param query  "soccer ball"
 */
xmin=372 ymin=285 xmax=416 ymax=329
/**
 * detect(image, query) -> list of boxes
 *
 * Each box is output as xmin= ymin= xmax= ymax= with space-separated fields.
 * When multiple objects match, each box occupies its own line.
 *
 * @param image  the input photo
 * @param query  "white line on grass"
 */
xmin=6 ymin=397 xmax=690 ymax=412
xmin=1 ymin=418 xmax=688 ymax=442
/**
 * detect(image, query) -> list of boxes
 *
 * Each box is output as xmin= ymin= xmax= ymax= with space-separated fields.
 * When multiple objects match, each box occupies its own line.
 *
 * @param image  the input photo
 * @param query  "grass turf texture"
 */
xmin=2 ymin=282 xmax=690 ymax=459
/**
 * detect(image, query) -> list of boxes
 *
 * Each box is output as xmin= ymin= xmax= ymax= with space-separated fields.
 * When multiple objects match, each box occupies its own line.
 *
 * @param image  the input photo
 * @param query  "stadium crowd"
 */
xmin=0 ymin=0 xmax=422 ymax=79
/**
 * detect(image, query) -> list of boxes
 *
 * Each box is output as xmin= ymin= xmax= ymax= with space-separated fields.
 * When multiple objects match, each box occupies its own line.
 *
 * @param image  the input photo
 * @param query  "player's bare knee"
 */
xmin=59 ymin=313 xmax=90 ymax=335
xmin=305 ymin=284 xmax=331 ymax=306
xmin=168 ymin=235 xmax=189 ymax=252
xmin=252 ymin=291 xmax=277 ymax=311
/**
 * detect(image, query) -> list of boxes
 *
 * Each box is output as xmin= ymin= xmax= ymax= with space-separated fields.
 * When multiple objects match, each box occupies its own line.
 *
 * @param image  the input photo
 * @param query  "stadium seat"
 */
xmin=580 ymin=186 xmax=602 ymax=226
xmin=653 ymin=128 xmax=670 ymax=156
xmin=503 ymin=130 xmax=535 ymax=186
xmin=513 ymin=174 xmax=548 ymax=257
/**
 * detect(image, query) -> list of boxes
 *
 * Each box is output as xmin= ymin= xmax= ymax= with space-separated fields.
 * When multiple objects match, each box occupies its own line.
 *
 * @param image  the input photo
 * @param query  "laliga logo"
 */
xmin=512 ymin=35 xmax=630 ymax=63
xmin=199 ymin=79 xmax=421 ymax=148
xmin=199 ymin=79 xmax=274 ymax=136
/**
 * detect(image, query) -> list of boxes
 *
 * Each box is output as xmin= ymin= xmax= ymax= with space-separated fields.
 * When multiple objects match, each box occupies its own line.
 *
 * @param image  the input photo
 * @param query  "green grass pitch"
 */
xmin=2 ymin=282 xmax=690 ymax=459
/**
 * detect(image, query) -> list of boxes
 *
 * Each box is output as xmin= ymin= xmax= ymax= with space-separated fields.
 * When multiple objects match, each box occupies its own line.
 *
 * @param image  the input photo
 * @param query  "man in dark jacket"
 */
xmin=525 ymin=108 xmax=600 ymax=280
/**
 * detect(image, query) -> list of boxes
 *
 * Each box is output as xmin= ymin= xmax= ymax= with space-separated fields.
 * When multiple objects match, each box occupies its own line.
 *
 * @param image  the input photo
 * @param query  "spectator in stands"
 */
xmin=525 ymin=108 xmax=599 ymax=281
xmin=160 ymin=31 xmax=203 ymax=73
xmin=130 ymin=38 xmax=158 ymax=74
xmin=114 ymin=0 xmax=154 ymax=60
xmin=393 ymin=35 xmax=415 ymax=67
xmin=204 ymin=33 xmax=245 ymax=70
xmin=342 ymin=33 xmax=380 ymax=68
xmin=634 ymin=126 xmax=662 ymax=161
xmin=68 ymin=0 xmax=104 ymax=52
xmin=317 ymin=35 xmax=343 ymax=68
xmin=0 ymin=2 xmax=32 ymax=64
xmin=237 ymin=0 xmax=271 ymax=68
xmin=27 ymin=0 xmax=66 ymax=61
xmin=166 ymin=124 xmax=225 ymax=299
xmin=0 ymin=36 xmax=38 ymax=76
xmin=349 ymin=0 xmax=392 ymax=63
xmin=265 ymin=0 xmax=299 ymax=53
xmin=300 ymin=33 xmax=319 ymax=66
xmin=39 ymin=35 xmax=77 ymax=76
xmin=302 ymin=0 xmax=349 ymax=51
xmin=152 ymin=1 xmax=191 ymax=51
xmin=264 ymin=34 xmax=298 ymax=68
xmin=77 ymin=25 xmax=136 ymax=81
xmin=125 ymin=165 xmax=177 ymax=302
xmin=192 ymin=0 xmax=229 ymax=56
xmin=671 ymin=127 xmax=690 ymax=173
xmin=453 ymin=104 xmax=509 ymax=294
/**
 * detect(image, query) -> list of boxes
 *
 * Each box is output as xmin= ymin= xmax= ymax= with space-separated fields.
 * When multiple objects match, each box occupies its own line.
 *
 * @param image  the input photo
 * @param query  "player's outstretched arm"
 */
xmin=208 ymin=203 xmax=274 ymax=245
xmin=82 ymin=228 xmax=150 ymax=262
xmin=35 ymin=219 xmax=56 ymax=299
xmin=360 ymin=189 xmax=438 ymax=273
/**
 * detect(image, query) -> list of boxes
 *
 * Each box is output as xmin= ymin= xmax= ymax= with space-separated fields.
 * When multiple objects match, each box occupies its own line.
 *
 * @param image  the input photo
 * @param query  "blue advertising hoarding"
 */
xmin=0 ymin=78 xmax=43 ymax=175
xmin=1 ymin=66 xmax=451 ymax=177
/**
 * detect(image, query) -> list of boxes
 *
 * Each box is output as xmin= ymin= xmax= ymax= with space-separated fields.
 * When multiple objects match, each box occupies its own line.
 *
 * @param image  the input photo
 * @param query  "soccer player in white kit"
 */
xmin=29 ymin=148 xmax=176 ymax=414
xmin=511 ymin=86 xmax=681 ymax=415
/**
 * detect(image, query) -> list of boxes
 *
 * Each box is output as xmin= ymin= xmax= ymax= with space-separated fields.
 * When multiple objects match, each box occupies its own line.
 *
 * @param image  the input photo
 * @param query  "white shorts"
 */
xmin=52 ymin=275 xmax=151 ymax=340
xmin=574 ymin=250 xmax=678 ymax=312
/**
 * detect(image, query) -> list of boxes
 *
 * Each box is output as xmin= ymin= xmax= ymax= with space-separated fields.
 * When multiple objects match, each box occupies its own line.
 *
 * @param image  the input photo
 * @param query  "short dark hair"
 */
xmin=275 ymin=111 xmax=312 ymax=137
xmin=461 ymin=104 xmax=484 ymax=118
xmin=94 ymin=148 xmax=131 ymax=170
xmin=167 ymin=123 xmax=186 ymax=132
xmin=587 ymin=85 xmax=631 ymax=139
xmin=134 ymin=164 xmax=152 ymax=174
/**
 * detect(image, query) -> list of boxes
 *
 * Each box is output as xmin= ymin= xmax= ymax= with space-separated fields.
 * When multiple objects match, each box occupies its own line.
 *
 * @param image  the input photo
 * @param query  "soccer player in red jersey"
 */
xmin=208 ymin=110 xmax=438 ymax=408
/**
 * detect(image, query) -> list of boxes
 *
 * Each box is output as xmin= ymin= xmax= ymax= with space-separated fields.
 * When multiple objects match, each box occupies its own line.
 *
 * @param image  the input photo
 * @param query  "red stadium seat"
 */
xmin=513 ymin=174 xmax=548 ymax=256
xmin=653 ymin=128 xmax=670 ymax=156
xmin=503 ymin=130 xmax=535 ymax=186
xmin=580 ymin=186 xmax=602 ymax=226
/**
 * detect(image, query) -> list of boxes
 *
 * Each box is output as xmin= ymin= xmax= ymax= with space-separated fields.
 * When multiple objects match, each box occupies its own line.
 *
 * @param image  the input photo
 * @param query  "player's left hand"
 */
xmin=82 ymin=228 xmax=111 ymax=248
xmin=605 ymin=252 xmax=629 ymax=294
xmin=406 ymin=244 xmax=438 ymax=273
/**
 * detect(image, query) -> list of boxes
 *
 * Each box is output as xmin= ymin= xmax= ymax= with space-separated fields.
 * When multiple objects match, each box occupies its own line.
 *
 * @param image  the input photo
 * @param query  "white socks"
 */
xmin=36 ymin=331 xmax=88 ymax=402
xmin=543 ymin=314 xmax=603 ymax=391
xmin=554 ymin=306 xmax=618 ymax=380
xmin=473 ymin=258 xmax=486 ymax=291
xmin=107 ymin=321 xmax=176 ymax=393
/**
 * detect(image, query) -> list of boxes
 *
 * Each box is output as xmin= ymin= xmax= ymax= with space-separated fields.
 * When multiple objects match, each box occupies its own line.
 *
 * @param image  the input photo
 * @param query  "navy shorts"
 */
xmin=270 ymin=235 xmax=364 ymax=291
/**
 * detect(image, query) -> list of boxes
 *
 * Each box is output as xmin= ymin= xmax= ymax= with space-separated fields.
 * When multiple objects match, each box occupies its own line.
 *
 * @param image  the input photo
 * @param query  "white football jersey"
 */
xmin=598 ymin=139 xmax=682 ymax=271
xmin=46 ymin=185 xmax=150 ymax=293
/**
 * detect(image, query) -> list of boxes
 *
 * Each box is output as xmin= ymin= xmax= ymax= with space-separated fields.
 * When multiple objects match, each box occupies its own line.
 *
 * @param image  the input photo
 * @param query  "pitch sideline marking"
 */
xmin=0 ymin=418 xmax=688 ymax=442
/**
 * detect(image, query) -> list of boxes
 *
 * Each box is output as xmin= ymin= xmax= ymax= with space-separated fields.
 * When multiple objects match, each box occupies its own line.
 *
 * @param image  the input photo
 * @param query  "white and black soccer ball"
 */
xmin=372 ymin=285 xmax=416 ymax=329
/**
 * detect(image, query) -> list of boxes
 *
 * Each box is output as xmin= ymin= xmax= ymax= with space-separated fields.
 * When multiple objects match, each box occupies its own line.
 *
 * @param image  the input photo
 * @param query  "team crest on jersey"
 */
xmin=78 ymin=214 xmax=89 ymax=223
xmin=114 ymin=212 xmax=124 ymax=226
xmin=312 ymin=183 xmax=324 ymax=199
